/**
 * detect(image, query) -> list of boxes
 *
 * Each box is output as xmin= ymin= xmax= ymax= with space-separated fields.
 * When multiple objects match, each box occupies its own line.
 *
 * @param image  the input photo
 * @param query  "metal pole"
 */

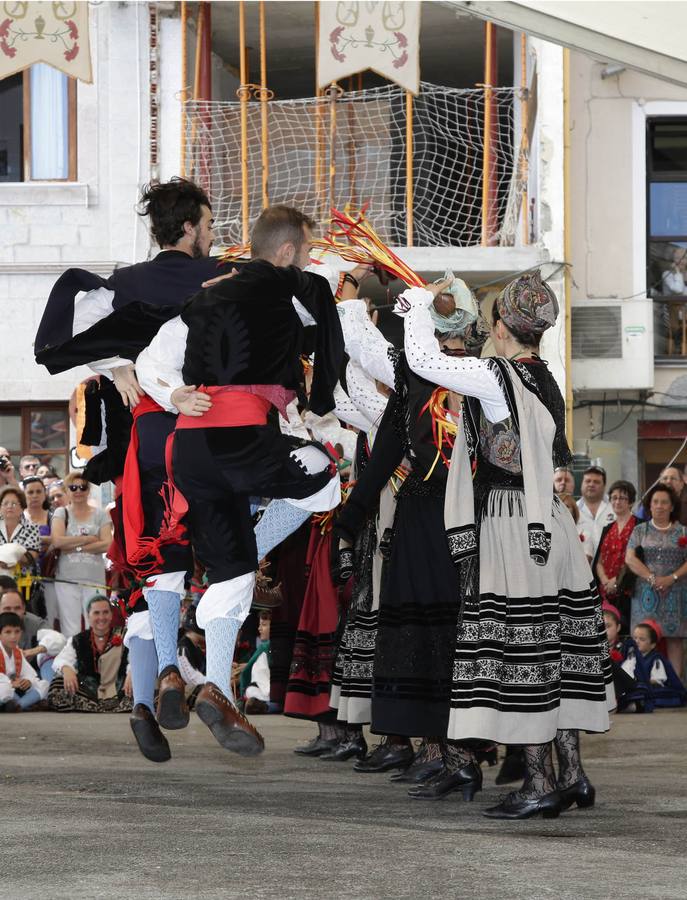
xmin=405 ymin=90 xmax=414 ymax=247
xmin=563 ymin=47 xmax=573 ymax=442
xmin=259 ymin=1 xmax=269 ymax=209
xmin=481 ymin=21 xmax=497 ymax=246
xmin=238 ymin=0 xmax=250 ymax=243
xmin=314 ymin=1 xmax=325 ymax=218
xmin=180 ymin=0 xmax=188 ymax=176
xmin=520 ymin=32 xmax=529 ymax=246
xmin=328 ymin=82 xmax=338 ymax=218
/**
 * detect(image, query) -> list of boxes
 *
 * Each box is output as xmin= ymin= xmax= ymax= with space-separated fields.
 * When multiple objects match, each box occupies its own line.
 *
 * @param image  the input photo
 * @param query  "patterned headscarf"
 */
xmin=430 ymin=275 xmax=478 ymax=337
xmin=496 ymin=270 xmax=559 ymax=337
xmin=463 ymin=311 xmax=490 ymax=356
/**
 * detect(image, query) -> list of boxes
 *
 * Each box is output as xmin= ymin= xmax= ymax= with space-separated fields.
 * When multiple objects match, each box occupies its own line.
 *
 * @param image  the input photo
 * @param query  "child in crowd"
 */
xmin=239 ymin=611 xmax=278 ymax=714
xmin=0 ymin=612 xmax=49 ymax=711
xmin=602 ymin=602 xmax=636 ymax=707
xmin=619 ymin=619 xmax=687 ymax=712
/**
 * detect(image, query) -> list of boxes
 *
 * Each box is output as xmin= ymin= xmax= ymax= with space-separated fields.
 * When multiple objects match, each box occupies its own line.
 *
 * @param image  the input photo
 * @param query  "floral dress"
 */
xmin=629 ymin=521 xmax=687 ymax=637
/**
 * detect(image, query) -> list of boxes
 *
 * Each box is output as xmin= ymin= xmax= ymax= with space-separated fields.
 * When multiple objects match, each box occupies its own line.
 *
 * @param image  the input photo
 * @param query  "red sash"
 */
xmin=0 ymin=646 xmax=24 ymax=677
xmin=176 ymin=387 xmax=271 ymax=429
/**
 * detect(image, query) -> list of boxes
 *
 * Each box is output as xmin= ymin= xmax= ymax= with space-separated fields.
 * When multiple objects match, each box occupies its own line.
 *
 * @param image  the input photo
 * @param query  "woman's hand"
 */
xmin=123 ymin=671 xmax=133 ymax=698
xmin=654 ymin=575 xmax=674 ymax=593
xmin=62 ymin=666 xmax=79 ymax=695
xmin=604 ymin=578 xmax=617 ymax=595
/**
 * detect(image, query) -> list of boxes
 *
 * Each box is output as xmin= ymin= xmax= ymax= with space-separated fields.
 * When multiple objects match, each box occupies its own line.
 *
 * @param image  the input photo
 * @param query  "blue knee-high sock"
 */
xmin=146 ymin=590 xmax=181 ymax=674
xmin=204 ymin=617 xmax=241 ymax=702
xmin=128 ymin=636 xmax=158 ymax=712
xmin=255 ymin=499 xmax=311 ymax=561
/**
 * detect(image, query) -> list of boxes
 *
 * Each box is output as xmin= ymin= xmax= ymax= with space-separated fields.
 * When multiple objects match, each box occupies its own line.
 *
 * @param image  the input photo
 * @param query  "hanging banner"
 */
xmin=318 ymin=1 xmax=421 ymax=95
xmin=0 ymin=1 xmax=92 ymax=83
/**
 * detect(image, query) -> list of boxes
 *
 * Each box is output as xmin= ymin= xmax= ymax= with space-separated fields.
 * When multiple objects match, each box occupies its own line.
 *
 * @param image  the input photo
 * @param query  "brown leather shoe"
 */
xmin=156 ymin=665 xmax=189 ymax=730
xmin=195 ymin=681 xmax=265 ymax=756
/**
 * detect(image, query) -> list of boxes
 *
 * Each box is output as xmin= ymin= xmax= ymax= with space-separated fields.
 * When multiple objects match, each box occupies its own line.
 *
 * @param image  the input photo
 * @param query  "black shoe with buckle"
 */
xmin=407 ymin=763 xmax=482 ymax=801
xmin=353 ymin=741 xmax=414 ymax=773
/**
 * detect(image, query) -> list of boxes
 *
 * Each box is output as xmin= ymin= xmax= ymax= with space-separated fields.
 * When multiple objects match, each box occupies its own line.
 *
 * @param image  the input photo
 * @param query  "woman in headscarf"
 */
xmin=333 ymin=279 xmax=488 ymax=787
xmin=399 ymin=271 xmax=614 ymax=820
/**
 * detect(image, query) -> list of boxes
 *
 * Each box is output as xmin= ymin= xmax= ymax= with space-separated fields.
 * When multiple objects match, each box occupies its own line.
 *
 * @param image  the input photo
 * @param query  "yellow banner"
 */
xmin=0 ymin=1 xmax=92 ymax=83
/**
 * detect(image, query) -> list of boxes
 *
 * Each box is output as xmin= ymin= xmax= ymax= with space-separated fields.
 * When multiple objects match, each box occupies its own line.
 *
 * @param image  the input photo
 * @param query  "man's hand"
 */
xmin=123 ymin=671 xmax=133 ymax=698
xmin=62 ymin=666 xmax=79 ymax=695
xmin=201 ymin=267 xmax=239 ymax=289
xmin=12 ymin=678 xmax=31 ymax=692
xmin=22 ymin=646 xmax=41 ymax=660
xmin=112 ymin=364 xmax=144 ymax=409
xmin=171 ymin=385 xmax=213 ymax=417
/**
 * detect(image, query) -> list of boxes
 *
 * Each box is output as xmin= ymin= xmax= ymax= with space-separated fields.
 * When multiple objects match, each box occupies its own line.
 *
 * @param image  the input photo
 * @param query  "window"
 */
xmin=647 ymin=118 xmax=687 ymax=359
xmin=0 ymin=64 xmax=76 ymax=183
xmin=0 ymin=405 xmax=70 ymax=476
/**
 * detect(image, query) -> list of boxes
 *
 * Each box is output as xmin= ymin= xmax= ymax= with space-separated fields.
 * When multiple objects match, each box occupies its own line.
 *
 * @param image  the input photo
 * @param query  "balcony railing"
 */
xmin=183 ymin=82 xmax=526 ymax=249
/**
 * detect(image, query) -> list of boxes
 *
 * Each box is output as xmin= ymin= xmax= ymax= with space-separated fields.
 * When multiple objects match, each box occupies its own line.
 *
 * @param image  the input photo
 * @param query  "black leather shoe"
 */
xmin=483 ymin=790 xmax=562 ymax=820
xmin=475 ymin=745 xmax=498 ymax=768
xmin=558 ymin=776 xmax=596 ymax=811
xmin=353 ymin=741 xmax=414 ymax=773
xmin=408 ymin=763 xmax=482 ymax=801
xmin=319 ymin=735 xmax=368 ymax=761
xmin=390 ymin=757 xmax=444 ymax=784
xmin=130 ymin=704 xmax=171 ymax=763
xmin=495 ymin=748 xmax=527 ymax=785
xmin=294 ymin=735 xmax=339 ymax=756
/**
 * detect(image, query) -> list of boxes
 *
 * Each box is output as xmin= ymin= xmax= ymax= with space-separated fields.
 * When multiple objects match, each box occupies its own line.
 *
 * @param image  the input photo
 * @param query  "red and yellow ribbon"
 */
xmin=420 ymin=388 xmax=459 ymax=481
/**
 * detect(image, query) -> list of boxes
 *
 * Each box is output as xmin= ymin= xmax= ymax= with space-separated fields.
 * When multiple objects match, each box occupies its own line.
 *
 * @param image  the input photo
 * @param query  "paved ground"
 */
xmin=0 ymin=709 xmax=686 ymax=900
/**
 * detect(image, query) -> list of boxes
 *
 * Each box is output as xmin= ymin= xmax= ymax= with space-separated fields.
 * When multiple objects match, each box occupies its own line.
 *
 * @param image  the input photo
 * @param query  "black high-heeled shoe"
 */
xmin=558 ymin=776 xmax=596 ymax=810
xmin=407 ymin=762 xmax=482 ymax=801
xmin=390 ymin=757 xmax=444 ymax=784
xmin=483 ymin=789 xmax=562 ymax=820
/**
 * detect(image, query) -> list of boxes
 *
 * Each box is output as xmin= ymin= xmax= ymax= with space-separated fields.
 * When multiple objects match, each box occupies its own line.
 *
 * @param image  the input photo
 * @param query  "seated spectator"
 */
xmin=554 ymin=466 xmax=575 ymax=496
xmin=602 ymin=601 xmax=636 ymax=707
xmin=559 ymin=492 xmax=595 ymax=562
xmin=0 ymin=486 xmax=40 ymax=572
xmin=239 ymin=611 xmax=277 ymax=714
xmin=49 ymin=596 xmax=132 ymax=713
xmin=50 ymin=472 xmax=112 ymax=638
xmin=594 ymin=480 xmax=641 ymax=624
xmin=0 ymin=612 xmax=49 ymax=711
xmin=47 ymin=482 xmax=67 ymax=510
xmin=577 ymin=466 xmax=614 ymax=546
xmin=625 ymin=483 xmax=687 ymax=679
xmin=619 ymin=620 xmax=687 ymax=712
xmin=0 ymin=589 xmax=65 ymax=681
xmin=177 ymin=604 xmax=206 ymax=706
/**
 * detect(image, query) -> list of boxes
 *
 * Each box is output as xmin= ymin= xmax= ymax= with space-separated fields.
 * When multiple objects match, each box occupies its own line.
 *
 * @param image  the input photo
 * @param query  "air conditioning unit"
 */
xmin=571 ymin=298 xmax=654 ymax=390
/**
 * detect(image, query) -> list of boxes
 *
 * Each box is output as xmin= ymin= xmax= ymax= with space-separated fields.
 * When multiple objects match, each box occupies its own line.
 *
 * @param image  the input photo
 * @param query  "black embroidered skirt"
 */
xmin=371 ymin=483 xmax=460 ymax=737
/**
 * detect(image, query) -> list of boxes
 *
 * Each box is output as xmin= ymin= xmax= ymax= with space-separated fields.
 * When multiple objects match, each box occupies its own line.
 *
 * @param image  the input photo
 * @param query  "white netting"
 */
xmin=184 ymin=82 xmax=523 ymax=248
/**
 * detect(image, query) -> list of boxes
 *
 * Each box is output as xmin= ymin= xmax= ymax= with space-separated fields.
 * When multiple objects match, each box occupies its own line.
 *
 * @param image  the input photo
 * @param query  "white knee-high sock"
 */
xmin=204 ymin=617 xmax=242 ymax=702
xmin=254 ymin=499 xmax=311 ymax=561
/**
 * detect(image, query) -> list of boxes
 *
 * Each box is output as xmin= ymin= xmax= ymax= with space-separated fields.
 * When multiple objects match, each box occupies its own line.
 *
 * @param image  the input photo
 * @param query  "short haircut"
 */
xmin=0 ymin=590 xmax=24 ymax=606
xmin=138 ymin=177 xmax=211 ymax=248
xmin=582 ymin=465 xmax=607 ymax=484
xmin=86 ymin=594 xmax=111 ymax=614
xmin=644 ymin=482 xmax=680 ymax=521
xmin=608 ymin=479 xmax=637 ymax=504
xmin=63 ymin=471 xmax=89 ymax=488
xmin=20 ymin=454 xmax=39 ymax=465
xmin=251 ymin=205 xmax=316 ymax=261
xmin=0 ymin=485 xmax=27 ymax=510
xmin=0 ymin=575 xmax=18 ymax=592
xmin=0 ymin=612 xmax=23 ymax=631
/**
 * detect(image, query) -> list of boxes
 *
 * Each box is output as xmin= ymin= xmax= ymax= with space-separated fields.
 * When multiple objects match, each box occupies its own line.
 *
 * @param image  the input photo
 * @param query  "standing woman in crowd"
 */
xmin=594 ymin=480 xmax=640 ymax=625
xmin=50 ymin=472 xmax=112 ymax=638
xmin=625 ymin=483 xmax=687 ymax=678
xmin=48 ymin=481 xmax=67 ymax=510
xmin=0 ymin=486 xmax=40 ymax=571
xmin=23 ymin=477 xmax=53 ymax=555
xmin=400 ymin=271 xmax=613 ymax=820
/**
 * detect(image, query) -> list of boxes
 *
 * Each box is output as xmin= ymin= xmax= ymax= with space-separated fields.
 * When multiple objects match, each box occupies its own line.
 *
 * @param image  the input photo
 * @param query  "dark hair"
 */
xmin=86 ymin=594 xmax=111 ymax=614
xmin=0 ymin=589 xmax=24 ymax=606
xmin=0 ymin=575 xmax=18 ymax=592
xmin=635 ymin=622 xmax=658 ymax=645
xmin=644 ymin=482 xmax=680 ymax=521
xmin=251 ymin=205 xmax=316 ymax=261
xmin=138 ymin=178 xmax=211 ymax=248
xmin=0 ymin=612 xmax=23 ymax=631
xmin=0 ymin=485 xmax=27 ymax=510
xmin=582 ymin=465 xmax=607 ymax=485
xmin=22 ymin=476 xmax=50 ymax=510
xmin=608 ymin=479 xmax=637 ymax=504
xmin=258 ymin=610 xmax=272 ymax=621
xmin=490 ymin=301 xmax=539 ymax=349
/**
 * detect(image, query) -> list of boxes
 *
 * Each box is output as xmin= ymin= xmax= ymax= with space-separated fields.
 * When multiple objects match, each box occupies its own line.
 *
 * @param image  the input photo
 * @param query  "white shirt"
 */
xmin=0 ymin=644 xmax=49 ymax=702
xmin=577 ymin=498 xmax=615 ymax=546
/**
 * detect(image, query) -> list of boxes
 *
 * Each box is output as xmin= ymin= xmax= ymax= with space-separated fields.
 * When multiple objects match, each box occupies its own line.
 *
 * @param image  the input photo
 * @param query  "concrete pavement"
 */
xmin=0 ymin=709 xmax=686 ymax=899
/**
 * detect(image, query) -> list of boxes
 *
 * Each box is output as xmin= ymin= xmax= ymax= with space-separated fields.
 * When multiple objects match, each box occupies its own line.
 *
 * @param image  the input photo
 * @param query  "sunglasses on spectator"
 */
xmin=68 ymin=483 xmax=89 ymax=492
xmin=22 ymin=463 xmax=39 ymax=470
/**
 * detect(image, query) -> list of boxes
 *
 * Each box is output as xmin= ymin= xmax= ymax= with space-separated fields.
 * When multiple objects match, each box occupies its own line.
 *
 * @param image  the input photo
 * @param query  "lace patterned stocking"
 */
xmin=345 ymin=725 xmax=363 ymax=741
xmin=507 ymin=743 xmax=556 ymax=802
xmin=554 ymin=729 xmax=586 ymax=789
xmin=442 ymin=740 xmax=477 ymax=772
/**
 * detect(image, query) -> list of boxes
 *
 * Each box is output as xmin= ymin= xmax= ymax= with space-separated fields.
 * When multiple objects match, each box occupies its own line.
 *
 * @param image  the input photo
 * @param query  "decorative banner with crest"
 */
xmin=0 ymin=1 xmax=92 ymax=82
xmin=318 ymin=1 xmax=420 ymax=95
